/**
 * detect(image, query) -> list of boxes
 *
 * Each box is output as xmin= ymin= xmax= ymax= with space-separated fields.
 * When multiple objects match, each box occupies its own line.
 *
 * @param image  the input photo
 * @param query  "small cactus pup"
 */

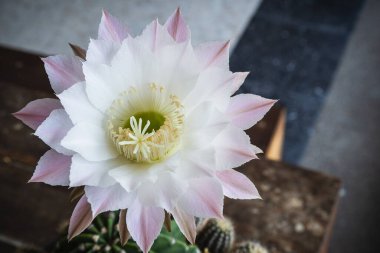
xmin=232 ymin=241 xmax=269 ymax=253
xmin=195 ymin=218 xmax=235 ymax=253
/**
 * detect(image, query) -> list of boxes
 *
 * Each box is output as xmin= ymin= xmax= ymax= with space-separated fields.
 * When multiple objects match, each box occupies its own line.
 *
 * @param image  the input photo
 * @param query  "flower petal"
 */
xmin=13 ymin=98 xmax=62 ymax=130
xmin=83 ymin=62 xmax=122 ymax=112
xmin=138 ymin=19 xmax=174 ymax=52
xmin=85 ymin=184 xmax=134 ymax=216
xmin=137 ymin=172 xmax=184 ymax=210
xmin=226 ymin=93 xmax=277 ymax=130
xmin=178 ymin=177 xmax=223 ymax=218
xmin=127 ymin=201 xmax=165 ymax=253
xmin=184 ymin=68 xmax=235 ymax=112
xmin=216 ymin=169 xmax=261 ymax=199
xmin=68 ymin=195 xmax=93 ymax=240
xmin=42 ymin=55 xmax=84 ymax=94
xmin=213 ymin=125 xmax=258 ymax=170
xmin=164 ymin=8 xmax=190 ymax=42
xmin=195 ymin=41 xmax=230 ymax=70
xmin=86 ymin=38 xmax=120 ymax=65
xmin=69 ymin=154 xmax=122 ymax=187
xmin=98 ymin=10 xmax=129 ymax=42
xmin=61 ymin=122 xmax=118 ymax=161
xmin=35 ymin=109 xmax=73 ymax=155
xmin=171 ymin=206 xmax=196 ymax=244
xmin=57 ymin=82 xmax=103 ymax=125
xmin=109 ymin=162 xmax=163 ymax=192
xmin=230 ymin=72 xmax=249 ymax=95
xmin=29 ymin=149 xmax=71 ymax=186
xmin=183 ymin=102 xmax=228 ymax=149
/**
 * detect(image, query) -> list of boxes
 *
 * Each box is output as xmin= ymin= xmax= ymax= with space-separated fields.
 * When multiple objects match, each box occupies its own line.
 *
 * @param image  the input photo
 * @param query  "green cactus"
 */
xmin=231 ymin=241 xmax=268 ymax=253
xmin=195 ymin=218 xmax=235 ymax=253
xmin=52 ymin=211 xmax=200 ymax=253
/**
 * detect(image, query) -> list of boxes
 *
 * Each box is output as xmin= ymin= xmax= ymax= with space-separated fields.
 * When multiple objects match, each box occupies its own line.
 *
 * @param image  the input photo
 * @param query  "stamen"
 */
xmin=107 ymin=84 xmax=184 ymax=163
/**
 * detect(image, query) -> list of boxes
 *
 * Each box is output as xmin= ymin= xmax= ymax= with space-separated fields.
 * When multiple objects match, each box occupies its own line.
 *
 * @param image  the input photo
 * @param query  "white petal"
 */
xmin=98 ymin=10 xmax=129 ymax=42
xmin=86 ymin=38 xmax=120 ymax=65
xmin=57 ymin=82 xmax=103 ymax=125
xmin=61 ymin=122 xmax=118 ymax=161
xmin=137 ymin=19 xmax=174 ymax=52
xmin=127 ymin=201 xmax=164 ymax=253
xmin=13 ymin=98 xmax=62 ymax=130
xmin=213 ymin=125 xmax=258 ymax=170
xmin=35 ymin=109 xmax=73 ymax=155
xmin=195 ymin=41 xmax=230 ymax=70
xmin=137 ymin=172 xmax=184 ymax=210
xmin=69 ymin=154 xmax=123 ymax=187
xmin=29 ymin=149 xmax=71 ymax=186
xmin=171 ymin=206 xmax=196 ymax=244
xmin=226 ymin=93 xmax=277 ymax=130
xmin=85 ymin=184 xmax=134 ymax=216
xmin=109 ymin=162 xmax=163 ymax=192
xmin=68 ymin=195 xmax=93 ymax=240
xmin=164 ymin=8 xmax=190 ymax=43
xmin=184 ymin=68 xmax=235 ymax=112
xmin=216 ymin=169 xmax=261 ymax=199
xmin=83 ymin=62 xmax=123 ymax=112
xmin=178 ymin=177 xmax=223 ymax=218
xmin=183 ymin=102 xmax=228 ymax=150
xmin=42 ymin=55 xmax=84 ymax=94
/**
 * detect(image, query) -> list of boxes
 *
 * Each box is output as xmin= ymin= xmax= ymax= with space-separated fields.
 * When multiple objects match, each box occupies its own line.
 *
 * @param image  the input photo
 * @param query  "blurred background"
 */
xmin=0 ymin=0 xmax=379 ymax=252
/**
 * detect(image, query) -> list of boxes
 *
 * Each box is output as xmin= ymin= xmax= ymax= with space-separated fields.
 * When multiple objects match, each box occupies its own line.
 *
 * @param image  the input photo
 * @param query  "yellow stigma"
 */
xmin=107 ymin=83 xmax=184 ymax=163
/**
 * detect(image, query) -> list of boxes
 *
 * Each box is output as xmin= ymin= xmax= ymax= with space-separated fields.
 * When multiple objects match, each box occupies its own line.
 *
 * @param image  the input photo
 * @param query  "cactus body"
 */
xmin=232 ymin=241 xmax=268 ymax=253
xmin=195 ymin=218 xmax=234 ymax=253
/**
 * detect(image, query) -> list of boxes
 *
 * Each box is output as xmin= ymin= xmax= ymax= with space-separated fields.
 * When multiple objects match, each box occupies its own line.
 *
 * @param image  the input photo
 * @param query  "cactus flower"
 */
xmin=14 ymin=8 xmax=276 ymax=253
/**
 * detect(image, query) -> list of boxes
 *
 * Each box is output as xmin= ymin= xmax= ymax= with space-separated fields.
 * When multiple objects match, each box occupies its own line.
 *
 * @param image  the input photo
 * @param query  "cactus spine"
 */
xmin=195 ymin=218 xmax=235 ymax=253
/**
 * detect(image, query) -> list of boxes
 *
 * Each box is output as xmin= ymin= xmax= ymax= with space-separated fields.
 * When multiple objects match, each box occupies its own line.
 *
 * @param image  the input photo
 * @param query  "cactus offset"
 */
xmin=52 ymin=211 xmax=200 ymax=253
xmin=232 ymin=241 xmax=268 ymax=253
xmin=195 ymin=218 xmax=235 ymax=253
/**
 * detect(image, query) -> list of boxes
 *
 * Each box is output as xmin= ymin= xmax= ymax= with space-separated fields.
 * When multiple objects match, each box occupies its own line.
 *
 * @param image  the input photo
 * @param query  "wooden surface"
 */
xmin=225 ymin=160 xmax=341 ymax=253
xmin=0 ymin=46 xmax=340 ymax=253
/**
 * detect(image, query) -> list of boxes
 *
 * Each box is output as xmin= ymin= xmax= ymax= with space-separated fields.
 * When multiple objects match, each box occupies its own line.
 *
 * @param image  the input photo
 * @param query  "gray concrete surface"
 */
xmin=0 ymin=0 xmax=261 ymax=55
xmin=300 ymin=0 xmax=380 ymax=252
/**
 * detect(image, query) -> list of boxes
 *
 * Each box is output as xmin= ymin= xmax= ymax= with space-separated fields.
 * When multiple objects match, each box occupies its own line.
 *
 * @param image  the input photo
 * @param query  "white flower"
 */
xmin=13 ymin=9 xmax=276 ymax=253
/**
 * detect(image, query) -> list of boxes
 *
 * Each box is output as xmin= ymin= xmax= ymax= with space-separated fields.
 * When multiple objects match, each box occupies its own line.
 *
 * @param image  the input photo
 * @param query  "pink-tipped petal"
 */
xmin=178 ymin=177 xmax=223 ymax=219
xmin=171 ymin=207 xmax=196 ymax=244
xmin=195 ymin=41 xmax=230 ymax=70
xmin=29 ymin=149 xmax=71 ymax=186
xmin=164 ymin=8 xmax=190 ymax=42
xmin=35 ymin=109 xmax=73 ymax=155
xmin=127 ymin=201 xmax=165 ymax=253
xmin=214 ymin=126 xmax=258 ymax=170
xmin=139 ymin=19 xmax=174 ymax=52
xmin=85 ymin=185 xmax=134 ymax=216
xmin=13 ymin=98 xmax=62 ymax=130
xmin=227 ymin=94 xmax=277 ymax=130
xmin=216 ymin=169 xmax=261 ymax=199
xmin=230 ymin=72 xmax=249 ymax=95
xmin=68 ymin=195 xmax=93 ymax=240
xmin=86 ymin=38 xmax=119 ymax=65
xmin=42 ymin=55 xmax=84 ymax=94
xmin=98 ymin=10 xmax=129 ymax=42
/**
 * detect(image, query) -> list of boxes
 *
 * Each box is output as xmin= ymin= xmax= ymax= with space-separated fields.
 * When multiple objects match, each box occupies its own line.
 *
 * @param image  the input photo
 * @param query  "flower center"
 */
xmin=107 ymin=83 xmax=184 ymax=163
